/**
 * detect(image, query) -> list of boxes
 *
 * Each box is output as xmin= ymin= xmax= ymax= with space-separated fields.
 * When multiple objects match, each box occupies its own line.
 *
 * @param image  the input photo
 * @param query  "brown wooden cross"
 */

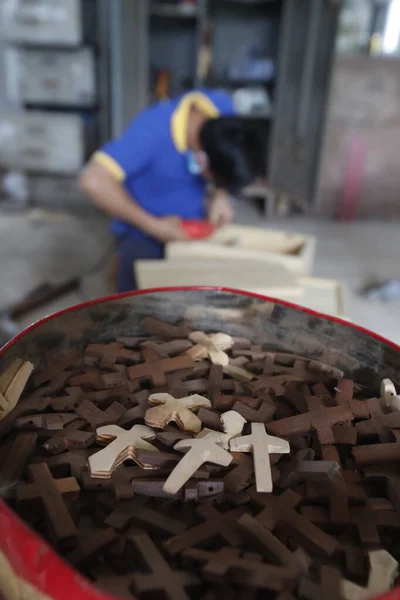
xmin=42 ymin=419 xmax=91 ymax=455
xmin=127 ymin=348 xmax=194 ymax=387
xmin=69 ymin=369 xmax=103 ymax=389
xmin=33 ymin=351 xmax=82 ymax=388
xmin=66 ymin=527 xmax=118 ymax=566
xmin=76 ymin=399 xmax=125 ymax=430
xmin=50 ymin=386 xmax=85 ymax=411
xmin=182 ymin=546 xmax=294 ymax=591
xmin=164 ymin=504 xmax=246 ymax=556
xmin=249 ymin=487 xmax=338 ymax=557
xmin=233 ymin=397 xmax=276 ymax=423
xmin=131 ymin=533 xmax=199 ymax=600
xmin=213 ymin=392 xmax=258 ymax=412
xmin=85 ymin=342 xmax=140 ymax=368
xmin=45 ymin=449 xmax=94 ymax=480
xmin=267 ymin=403 xmax=354 ymax=444
xmin=353 ymin=442 xmax=400 ymax=466
xmin=277 ymin=449 xmax=340 ymax=489
xmin=105 ymin=500 xmax=187 ymax=536
xmin=299 ymin=566 xmax=344 ymax=600
xmin=15 ymin=463 xmax=80 ymax=545
xmin=0 ymin=387 xmax=52 ymax=437
xmin=248 ymin=374 xmax=304 ymax=397
xmin=14 ymin=412 xmax=77 ymax=430
xmin=223 ymin=453 xmax=255 ymax=493
xmin=82 ymin=466 xmax=150 ymax=499
xmin=141 ymin=338 xmax=192 ymax=357
xmin=141 ymin=315 xmax=191 ymax=338
xmin=118 ymin=390 xmax=150 ymax=427
xmin=0 ymin=432 xmax=38 ymax=484
xmin=350 ymin=498 xmax=400 ymax=546
xmin=356 ymin=399 xmax=400 ymax=443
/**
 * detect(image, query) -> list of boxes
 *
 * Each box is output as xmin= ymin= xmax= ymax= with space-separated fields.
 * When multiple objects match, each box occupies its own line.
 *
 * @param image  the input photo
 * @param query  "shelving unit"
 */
xmin=0 ymin=0 xmax=111 ymax=211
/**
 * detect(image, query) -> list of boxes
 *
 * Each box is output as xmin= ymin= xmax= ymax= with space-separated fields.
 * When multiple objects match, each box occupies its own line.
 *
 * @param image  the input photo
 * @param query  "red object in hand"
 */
xmin=181 ymin=220 xmax=215 ymax=240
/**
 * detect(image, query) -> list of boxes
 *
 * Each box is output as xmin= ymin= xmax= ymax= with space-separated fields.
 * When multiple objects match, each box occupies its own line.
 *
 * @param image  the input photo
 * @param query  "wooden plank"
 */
xmin=167 ymin=225 xmax=317 ymax=275
xmin=135 ymin=259 xmax=302 ymax=299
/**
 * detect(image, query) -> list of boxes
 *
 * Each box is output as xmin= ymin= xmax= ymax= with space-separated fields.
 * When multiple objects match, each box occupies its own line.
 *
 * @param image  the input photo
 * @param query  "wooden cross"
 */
xmin=247 ymin=374 xmax=304 ymax=397
xmin=47 ymin=449 xmax=92 ymax=480
xmin=15 ymin=463 xmax=80 ymax=545
xmin=76 ymin=399 xmax=125 ymax=430
xmin=223 ymin=453 xmax=255 ymax=493
xmin=82 ymin=466 xmax=150 ymax=499
xmin=145 ymin=392 xmax=211 ymax=432
xmin=197 ymin=407 xmax=223 ymax=431
xmin=277 ymin=448 xmax=340 ymax=488
xmin=305 ymin=471 xmax=366 ymax=525
xmin=50 ymin=386 xmax=85 ymax=411
xmin=164 ymin=430 xmax=233 ymax=494
xmin=85 ymin=341 xmax=139 ymax=368
xmin=186 ymin=331 xmax=234 ymax=366
xmin=232 ymin=344 xmax=266 ymax=361
xmin=105 ymin=501 xmax=187 ymax=536
xmin=66 ymin=527 xmax=118 ymax=566
xmin=141 ymin=315 xmax=191 ymax=338
xmin=95 ymin=575 xmax=135 ymax=599
xmin=88 ymin=423 xmax=158 ymax=477
xmin=131 ymin=533 xmax=199 ymax=600
xmin=267 ymin=403 xmax=354 ymax=444
xmin=356 ymin=397 xmax=400 ymax=442
xmin=233 ymin=397 xmax=276 ymax=423
xmin=230 ymin=423 xmax=290 ymax=493
xmin=0 ymin=432 xmax=38 ymax=484
xmin=381 ymin=378 xmax=400 ymax=411
xmin=42 ymin=419 xmax=91 ymax=455
xmin=182 ymin=546 xmax=294 ymax=591
xmin=33 ymin=351 xmax=82 ymax=388
xmin=14 ymin=412 xmax=77 ymax=430
xmin=117 ymin=390 xmax=150 ymax=427
xmin=87 ymin=385 xmax=133 ymax=407
xmin=0 ymin=360 xmax=34 ymax=421
xmin=299 ymin=566 xmax=344 ymax=600
xmin=130 ymin=478 xmax=222 ymax=500
xmin=141 ymin=338 xmax=192 ymax=357
xmin=164 ymin=504 xmax=246 ymax=556
xmin=219 ymin=409 xmax=247 ymax=449
xmin=127 ymin=348 xmax=194 ymax=387
xmin=213 ymin=392 xmax=259 ymax=412
xmin=353 ymin=442 xmax=400 ymax=466
xmin=68 ymin=369 xmax=103 ymax=389
xmin=350 ymin=498 xmax=400 ymax=546
xmin=249 ymin=487 xmax=338 ymax=557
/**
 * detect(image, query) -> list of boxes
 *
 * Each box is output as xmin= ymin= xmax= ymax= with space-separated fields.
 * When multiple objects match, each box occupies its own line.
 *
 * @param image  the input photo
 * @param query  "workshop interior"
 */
xmin=1 ymin=1 xmax=400 ymax=600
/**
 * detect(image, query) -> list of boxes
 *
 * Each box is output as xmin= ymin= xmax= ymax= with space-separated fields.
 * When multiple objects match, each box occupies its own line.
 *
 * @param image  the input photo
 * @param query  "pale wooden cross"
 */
xmin=88 ymin=424 xmax=158 ymax=478
xmin=219 ymin=410 xmax=247 ymax=449
xmin=381 ymin=378 xmax=400 ymax=411
xmin=230 ymin=422 xmax=290 ymax=493
xmin=145 ymin=392 xmax=211 ymax=433
xmin=0 ymin=360 xmax=34 ymax=422
xmin=164 ymin=430 xmax=233 ymax=495
xmin=186 ymin=331 xmax=234 ymax=366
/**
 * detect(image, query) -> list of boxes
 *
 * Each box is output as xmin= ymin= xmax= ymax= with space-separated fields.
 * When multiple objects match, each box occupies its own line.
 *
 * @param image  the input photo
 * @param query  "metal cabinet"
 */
xmin=269 ymin=0 xmax=341 ymax=205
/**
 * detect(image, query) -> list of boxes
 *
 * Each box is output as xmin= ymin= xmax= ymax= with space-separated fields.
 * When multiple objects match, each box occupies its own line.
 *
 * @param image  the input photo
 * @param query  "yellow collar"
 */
xmin=171 ymin=91 xmax=220 ymax=153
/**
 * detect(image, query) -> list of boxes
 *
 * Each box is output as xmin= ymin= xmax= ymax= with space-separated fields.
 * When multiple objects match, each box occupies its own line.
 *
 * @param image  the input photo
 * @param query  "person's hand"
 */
xmin=150 ymin=215 xmax=189 ymax=243
xmin=207 ymin=190 xmax=234 ymax=228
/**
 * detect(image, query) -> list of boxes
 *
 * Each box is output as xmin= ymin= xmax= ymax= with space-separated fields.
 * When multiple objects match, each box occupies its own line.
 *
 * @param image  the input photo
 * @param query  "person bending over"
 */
xmin=80 ymin=89 xmax=261 ymax=293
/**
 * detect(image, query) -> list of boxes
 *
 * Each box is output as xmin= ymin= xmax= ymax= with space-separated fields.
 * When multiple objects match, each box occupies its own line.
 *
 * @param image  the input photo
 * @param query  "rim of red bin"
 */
xmin=1 ymin=286 xmax=399 ymax=600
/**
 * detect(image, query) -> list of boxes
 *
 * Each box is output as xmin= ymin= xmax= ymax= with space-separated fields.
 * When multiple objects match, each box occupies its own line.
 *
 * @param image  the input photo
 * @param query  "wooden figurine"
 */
xmin=145 ymin=393 xmax=211 ymax=433
xmin=230 ymin=423 xmax=290 ymax=493
xmin=163 ymin=430 xmax=233 ymax=495
xmin=88 ymin=424 xmax=158 ymax=478
xmin=186 ymin=331 xmax=234 ymax=366
xmin=381 ymin=378 xmax=400 ymax=411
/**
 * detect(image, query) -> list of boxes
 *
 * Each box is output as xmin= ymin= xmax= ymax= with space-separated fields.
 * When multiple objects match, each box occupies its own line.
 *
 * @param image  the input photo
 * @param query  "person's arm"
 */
xmin=80 ymin=161 xmax=188 ymax=243
xmin=207 ymin=187 xmax=234 ymax=228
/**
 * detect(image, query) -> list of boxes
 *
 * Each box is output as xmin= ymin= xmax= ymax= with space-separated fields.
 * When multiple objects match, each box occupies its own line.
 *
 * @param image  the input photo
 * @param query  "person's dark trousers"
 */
xmin=116 ymin=234 xmax=164 ymax=293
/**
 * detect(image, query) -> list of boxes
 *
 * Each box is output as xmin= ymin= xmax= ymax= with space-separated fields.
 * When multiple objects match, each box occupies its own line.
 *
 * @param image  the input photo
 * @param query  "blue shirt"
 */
xmin=93 ymin=90 xmax=235 ymax=239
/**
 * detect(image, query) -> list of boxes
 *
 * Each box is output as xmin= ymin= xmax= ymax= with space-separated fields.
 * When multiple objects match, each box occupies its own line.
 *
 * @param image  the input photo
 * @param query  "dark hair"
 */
xmin=199 ymin=116 xmax=263 ymax=193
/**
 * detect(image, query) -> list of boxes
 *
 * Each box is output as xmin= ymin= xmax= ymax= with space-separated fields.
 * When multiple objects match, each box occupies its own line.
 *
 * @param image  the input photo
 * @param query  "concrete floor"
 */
xmin=1 ymin=203 xmax=400 ymax=346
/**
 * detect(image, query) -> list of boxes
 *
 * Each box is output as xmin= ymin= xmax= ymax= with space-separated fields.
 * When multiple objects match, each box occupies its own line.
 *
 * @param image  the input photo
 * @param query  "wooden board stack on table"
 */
xmin=136 ymin=225 xmax=348 ymax=320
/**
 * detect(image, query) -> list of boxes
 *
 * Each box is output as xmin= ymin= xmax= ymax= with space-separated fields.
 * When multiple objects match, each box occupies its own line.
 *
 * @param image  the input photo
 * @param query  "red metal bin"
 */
xmin=1 ymin=287 xmax=399 ymax=600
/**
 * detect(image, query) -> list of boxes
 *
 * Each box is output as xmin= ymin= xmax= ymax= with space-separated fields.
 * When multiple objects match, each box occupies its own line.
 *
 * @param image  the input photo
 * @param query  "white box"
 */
xmin=6 ymin=47 xmax=96 ymax=107
xmin=167 ymin=224 xmax=317 ymax=275
xmin=0 ymin=111 xmax=94 ymax=174
xmin=0 ymin=0 xmax=85 ymax=46
xmin=136 ymin=258 xmax=303 ymax=299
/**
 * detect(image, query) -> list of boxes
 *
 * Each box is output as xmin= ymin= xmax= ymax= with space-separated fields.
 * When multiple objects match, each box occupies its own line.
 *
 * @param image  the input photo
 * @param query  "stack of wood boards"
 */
xmin=135 ymin=225 xmax=348 ymax=319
